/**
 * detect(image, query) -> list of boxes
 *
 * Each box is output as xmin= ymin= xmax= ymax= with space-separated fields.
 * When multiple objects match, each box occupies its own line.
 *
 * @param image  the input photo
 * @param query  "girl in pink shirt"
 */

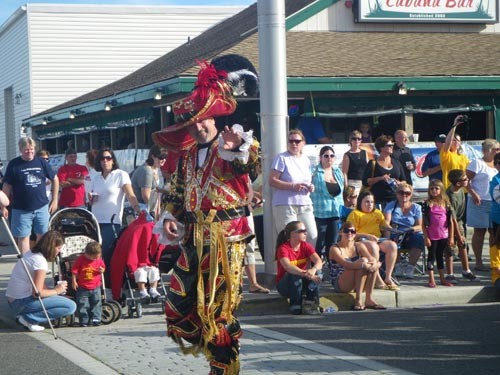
xmin=422 ymin=180 xmax=455 ymax=288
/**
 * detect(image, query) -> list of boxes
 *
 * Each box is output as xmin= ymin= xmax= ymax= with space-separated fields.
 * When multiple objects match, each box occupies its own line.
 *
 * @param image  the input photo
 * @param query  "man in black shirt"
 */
xmin=392 ymin=130 xmax=416 ymax=185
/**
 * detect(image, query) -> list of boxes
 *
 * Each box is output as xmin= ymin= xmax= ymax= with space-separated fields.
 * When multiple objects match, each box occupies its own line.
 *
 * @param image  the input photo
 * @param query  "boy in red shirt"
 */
xmin=72 ymin=242 xmax=105 ymax=327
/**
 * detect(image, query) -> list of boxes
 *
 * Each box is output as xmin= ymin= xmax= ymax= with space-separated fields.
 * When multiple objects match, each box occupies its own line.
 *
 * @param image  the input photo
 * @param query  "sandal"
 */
xmin=428 ymin=282 xmax=437 ymax=288
xmin=385 ymin=283 xmax=400 ymax=291
xmin=353 ymin=305 xmax=366 ymax=311
xmin=365 ymin=304 xmax=387 ymax=310
xmin=375 ymin=284 xmax=390 ymax=290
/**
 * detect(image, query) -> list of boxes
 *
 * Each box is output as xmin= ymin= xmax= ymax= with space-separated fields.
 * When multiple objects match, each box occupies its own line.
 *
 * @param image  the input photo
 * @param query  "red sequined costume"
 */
xmin=161 ymin=134 xmax=259 ymax=375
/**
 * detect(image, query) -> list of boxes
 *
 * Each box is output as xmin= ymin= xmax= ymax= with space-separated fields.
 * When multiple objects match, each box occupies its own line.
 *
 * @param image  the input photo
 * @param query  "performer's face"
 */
xmin=189 ymin=118 xmax=217 ymax=144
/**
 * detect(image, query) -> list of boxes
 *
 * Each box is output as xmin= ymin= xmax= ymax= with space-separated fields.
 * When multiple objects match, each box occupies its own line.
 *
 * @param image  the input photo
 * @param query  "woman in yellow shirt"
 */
xmin=347 ymin=191 xmax=399 ymax=290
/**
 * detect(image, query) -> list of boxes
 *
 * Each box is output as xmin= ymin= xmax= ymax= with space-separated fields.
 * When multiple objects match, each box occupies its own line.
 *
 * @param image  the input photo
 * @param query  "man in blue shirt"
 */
xmin=421 ymin=134 xmax=446 ymax=182
xmin=297 ymin=117 xmax=333 ymax=144
xmin=1 ymin=137 xmax=59 ymax=252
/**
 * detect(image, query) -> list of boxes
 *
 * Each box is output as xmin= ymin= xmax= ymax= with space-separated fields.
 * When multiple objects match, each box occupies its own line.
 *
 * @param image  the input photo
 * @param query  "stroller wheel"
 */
xmin=101 ymin=303 xmax=116 ymax=325
xmin=136 ymin=303 xmax=143 ymax=318
xmin=109 ymin=300 xmax=122 ymax=322
xmin=54 ymin=314 xmax=74 ymax=328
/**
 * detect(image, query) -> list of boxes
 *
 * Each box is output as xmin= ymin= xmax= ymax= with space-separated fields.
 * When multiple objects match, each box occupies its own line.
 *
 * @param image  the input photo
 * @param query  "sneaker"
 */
xmin=394 ymin=263 xmax=405 ymax=277
xmin=462 ymin=271 xmax=479 ymax=282
xmin=79 ymin=323 xmax=88 ymax=327
xmin=92 ymin=320 xmax=101 ymax=326
xmin=302 ymin=300 xmax=321 ymax=315
xmin=149 ymin=288 xmax=161 ymax=300
xmin=18 ymin=316 xmax=45 ymax=332
xmin=445 ymin=274 xmax=458 ymax=285
xmin=404 ymin=264 xmax=415 ymax=279
xmin=289 ymin=305 xmax=302 ymax=315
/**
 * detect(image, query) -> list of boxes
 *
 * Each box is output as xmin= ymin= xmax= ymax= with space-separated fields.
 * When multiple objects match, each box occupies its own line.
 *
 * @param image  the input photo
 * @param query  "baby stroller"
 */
xmin=49 ymin=208 xmax=122 ymax=326
xmin=110 ymin=211 xmax=170 ymax=318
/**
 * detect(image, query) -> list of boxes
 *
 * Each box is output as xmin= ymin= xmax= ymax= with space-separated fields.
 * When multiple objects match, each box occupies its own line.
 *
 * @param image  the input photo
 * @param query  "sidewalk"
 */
xmin=0 ymin=239 xmax=497 ymax=374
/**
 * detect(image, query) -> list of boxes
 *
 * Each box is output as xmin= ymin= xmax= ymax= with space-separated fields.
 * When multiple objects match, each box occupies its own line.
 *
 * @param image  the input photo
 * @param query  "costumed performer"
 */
xmin=152 ymin=54 xmax=259 ymax=375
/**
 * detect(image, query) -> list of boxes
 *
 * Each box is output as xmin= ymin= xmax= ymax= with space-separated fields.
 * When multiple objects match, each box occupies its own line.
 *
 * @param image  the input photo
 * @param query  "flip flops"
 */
xmin=249 ymin=287 xmax=270 ymax=294
xmin=365 ymin=304 xmax=387 ymax=310
xmin=353 ymin=305 xmax=366 ymax=311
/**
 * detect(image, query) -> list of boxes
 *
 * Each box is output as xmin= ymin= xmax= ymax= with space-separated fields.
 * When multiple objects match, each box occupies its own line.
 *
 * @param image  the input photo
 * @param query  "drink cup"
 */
xmin=90 ymin=192 xmax=99 ymax=202
xmin=411 ymin=133 xmax=419 ymax=142
xmin=406 ymin=161 xmax=412 ymax=168
xmin=57 ymin=280 xmax=67 ymax=295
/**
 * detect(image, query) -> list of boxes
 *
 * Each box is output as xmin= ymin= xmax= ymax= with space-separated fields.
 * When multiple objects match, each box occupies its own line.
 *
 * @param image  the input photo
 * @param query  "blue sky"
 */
xmin=1 ymin=1 xmax=255 ymax=26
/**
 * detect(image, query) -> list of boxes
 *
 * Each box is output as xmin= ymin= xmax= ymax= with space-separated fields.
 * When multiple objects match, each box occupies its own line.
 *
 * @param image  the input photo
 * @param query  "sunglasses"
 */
xmin=342 ymin=228 xmax=356 ymax=234
xmin=102 ymin=156 xmax=113 ymax=161
xmin=459 ymin=177 xmax=469 ymax=181
xmin=398 ymin=191 xmax=411 ymax=196
xmin=351 ymin=137 xmax=362 ymax=141
xmin=385 ymin=144 xmax=394 ymax=148
xmin=42 ymin=157 xmax=49 ymax=161
xmin=322 ymin=154 xmax=335 ymax=158
xmin=294 ymin=229 xmax=307 ymax=234
xmin=288 ymin=139 xmax=303 ymax=145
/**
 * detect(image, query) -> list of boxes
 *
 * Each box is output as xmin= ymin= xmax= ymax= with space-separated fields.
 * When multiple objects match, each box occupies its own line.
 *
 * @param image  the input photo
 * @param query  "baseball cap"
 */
xmin=434 ymin=134 xmax=446 ymax=143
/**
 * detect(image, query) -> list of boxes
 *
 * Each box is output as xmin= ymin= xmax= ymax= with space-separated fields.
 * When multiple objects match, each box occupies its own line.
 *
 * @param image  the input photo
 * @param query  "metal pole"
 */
xmin=1 ymin=217 xmax=58 ymax=339
xmin=258 ymin=0 xmax=288 ymax=276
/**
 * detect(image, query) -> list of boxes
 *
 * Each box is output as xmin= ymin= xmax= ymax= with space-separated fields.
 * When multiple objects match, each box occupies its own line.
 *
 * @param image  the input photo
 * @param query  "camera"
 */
xmin=460 ymin=115 xmax=470 ymax=123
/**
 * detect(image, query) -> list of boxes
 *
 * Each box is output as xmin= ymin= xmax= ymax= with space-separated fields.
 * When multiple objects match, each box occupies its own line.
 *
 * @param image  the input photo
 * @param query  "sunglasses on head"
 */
xmin=398 ymin=191 xmax=411 ymax=196
xmin=102 ymin=156 xmax=113 ymax=161
xmin=342 ymin=228 xmax=356 ymax=234
xmin=288 ymin=139 xmax=302 ymax=145
xmin=322 ymin=154 xmax=335 ymax=158
xmin=294 ymin=228 xmax=307 ymax=234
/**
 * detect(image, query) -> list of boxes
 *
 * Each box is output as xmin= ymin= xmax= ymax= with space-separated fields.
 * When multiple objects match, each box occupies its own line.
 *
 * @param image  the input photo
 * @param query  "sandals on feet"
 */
xmin=353 ymin=305 xmax=366 ymax=311
xmin=365 ymin=304 xmax=387 ymax=310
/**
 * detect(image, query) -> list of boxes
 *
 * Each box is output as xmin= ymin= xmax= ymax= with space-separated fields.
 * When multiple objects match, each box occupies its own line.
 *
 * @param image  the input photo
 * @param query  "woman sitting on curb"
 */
xmin=6 ymin=231 xmax=76 ymax=332
xmin=329 ymin=221 xmax=385 ymax=311
xmin=276 ymin=221 xmax=323 ymax=315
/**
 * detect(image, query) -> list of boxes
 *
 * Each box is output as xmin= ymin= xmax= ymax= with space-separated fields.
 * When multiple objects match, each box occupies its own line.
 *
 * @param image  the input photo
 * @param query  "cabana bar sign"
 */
xmin=357 ymin=0 xmax=498 ymax=23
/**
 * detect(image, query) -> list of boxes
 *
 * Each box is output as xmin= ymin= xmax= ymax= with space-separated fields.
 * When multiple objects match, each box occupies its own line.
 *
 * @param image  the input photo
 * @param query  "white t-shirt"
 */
xmin=90 ymin=169 xmax=131 ymax=223
xmin=271 ymin=151 xmax=313 ymax=206
xmin=6 ymin=251 xmax=48 ymax=300
xmin=467 ymin=158 xmax=497 ymax=201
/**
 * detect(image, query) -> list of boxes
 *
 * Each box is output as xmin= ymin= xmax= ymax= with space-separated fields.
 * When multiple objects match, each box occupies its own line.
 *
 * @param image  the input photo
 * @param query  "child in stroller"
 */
xmin=134 ymin=265 xmax=161 ymax=303
xmin=71 ymin=241 xmax=105 ymax=327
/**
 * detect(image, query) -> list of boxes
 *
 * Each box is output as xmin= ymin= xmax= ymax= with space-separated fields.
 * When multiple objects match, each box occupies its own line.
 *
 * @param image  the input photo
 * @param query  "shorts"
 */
xmin=401 ymin=232 xmax=425 ymax=251
xmin=11 ymin=205 xmax=50 ymax=238
xmin=134 ymin=266 xmax=160 ymax=284
xmin=466 ymin=198 xmax=491 ymax=229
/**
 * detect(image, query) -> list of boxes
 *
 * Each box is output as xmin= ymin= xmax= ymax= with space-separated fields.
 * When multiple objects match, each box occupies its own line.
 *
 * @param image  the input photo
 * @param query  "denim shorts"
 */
xmin=11 ymin=205 xmax=50 ymax=237
xmin=401 ymin=231 xmax=425 ymax=251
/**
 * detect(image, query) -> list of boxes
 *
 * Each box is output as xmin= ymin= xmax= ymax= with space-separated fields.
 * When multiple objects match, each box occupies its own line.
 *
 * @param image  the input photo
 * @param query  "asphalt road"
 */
xmin=0 ymin=331 xmax=92 ymax=375
xmin=241 ymin=303 xmax=500 ymax=375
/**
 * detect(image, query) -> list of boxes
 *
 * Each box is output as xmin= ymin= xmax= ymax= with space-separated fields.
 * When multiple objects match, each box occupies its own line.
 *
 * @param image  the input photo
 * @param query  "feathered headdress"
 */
xmin=152 ymin=54 xmax=258 ymax=150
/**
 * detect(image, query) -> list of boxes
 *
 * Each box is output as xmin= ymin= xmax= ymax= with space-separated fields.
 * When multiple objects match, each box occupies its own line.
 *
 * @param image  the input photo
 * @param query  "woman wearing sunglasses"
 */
xmin=130 ymin=144 xmax=167 ymax=221
xmin=310 ymin=146 xmax=344 ymax=257
xmin=276 ymin=221 xmax=323 ymax=315
xmin=269 ymin=130 xmax=317 ymax=247
xmin=90 ymin=148 xmax=140 ymax=280
xmin=329 ymin=222 xmax=385 ymax=310
xmin=342 ymin=130 xmax=369 ymax=194
xmin=383 ymin=182 xmax=424 ymax=280
xmin=362 ymin=135 xmax=405 ymax=208
xmin=347 ymin=191 xmax=399 ymax=290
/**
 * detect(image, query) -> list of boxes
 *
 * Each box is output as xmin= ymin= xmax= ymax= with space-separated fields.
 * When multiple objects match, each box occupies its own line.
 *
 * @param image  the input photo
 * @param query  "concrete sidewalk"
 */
xmin=0 ymin=241 xmax=497 ymax=374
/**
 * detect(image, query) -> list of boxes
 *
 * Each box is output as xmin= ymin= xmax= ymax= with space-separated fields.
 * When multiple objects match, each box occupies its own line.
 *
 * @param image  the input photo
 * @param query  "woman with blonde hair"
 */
xmin=342 ymin=130 xmax=369 ymax=194
xmin=269 ymin=130 xmax=317 ymax=247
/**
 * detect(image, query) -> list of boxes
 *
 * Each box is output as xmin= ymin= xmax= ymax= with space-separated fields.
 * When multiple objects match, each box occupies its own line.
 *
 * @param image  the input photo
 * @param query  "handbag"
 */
xmin=360 ymin=160 xmax=376 ymax=194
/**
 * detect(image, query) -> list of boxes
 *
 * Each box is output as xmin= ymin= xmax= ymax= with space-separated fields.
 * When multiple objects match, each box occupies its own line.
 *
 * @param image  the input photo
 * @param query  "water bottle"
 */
xmin=324 ymin=306 xmax=336 ymax=313
xmin=308 ymin=270 xmax=323 ymax=291
xmin=388 ymin=178 xmax=397 ymax=191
